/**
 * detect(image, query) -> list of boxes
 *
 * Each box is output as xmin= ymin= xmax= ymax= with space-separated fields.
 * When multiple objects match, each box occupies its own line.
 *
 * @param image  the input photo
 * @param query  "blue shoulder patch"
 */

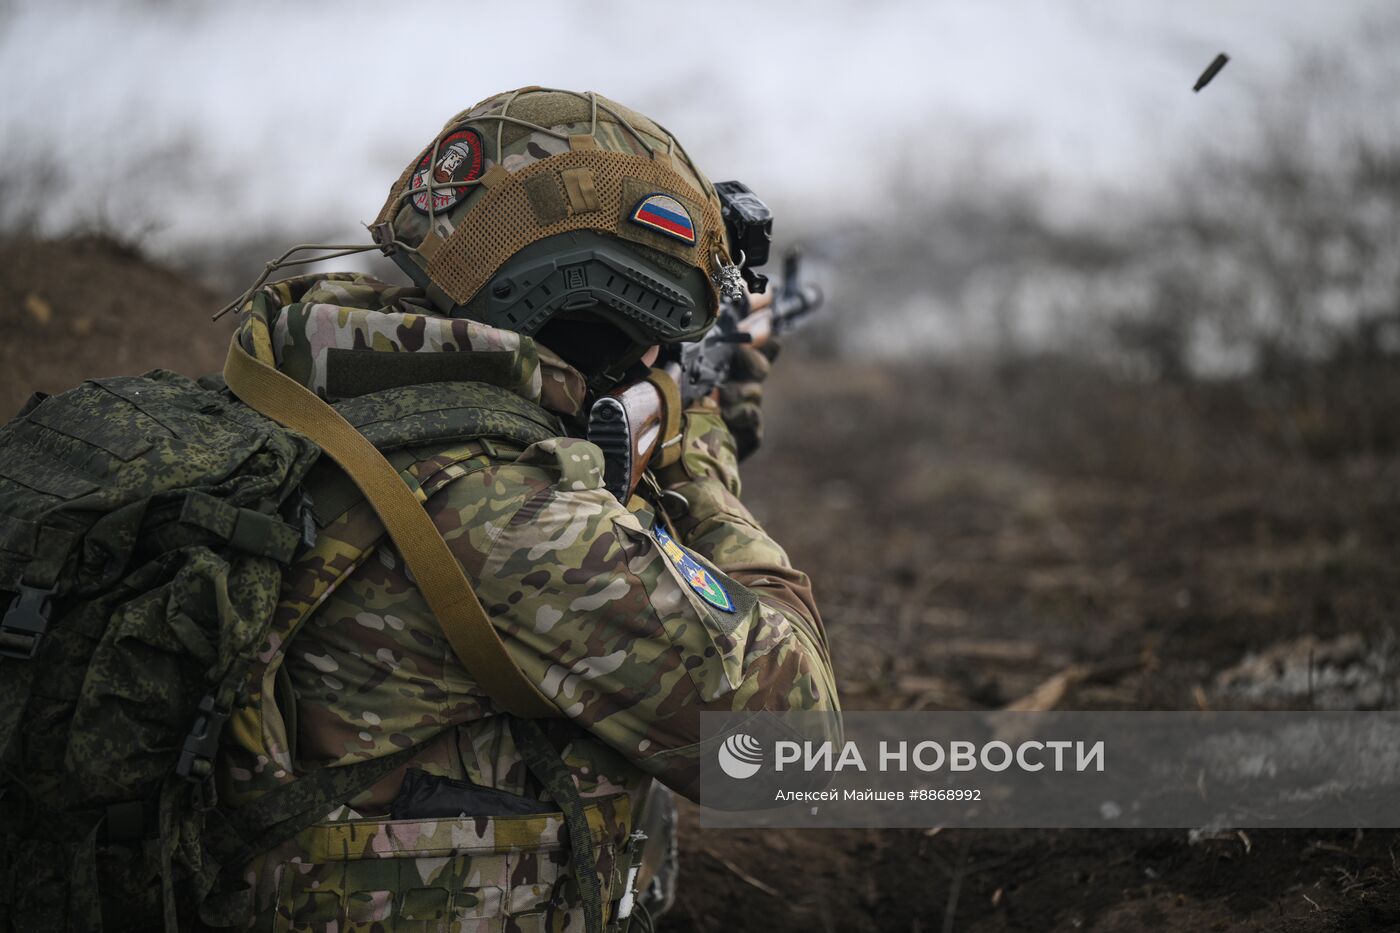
xmin=655 ymin=526 xmax=735 ymax=612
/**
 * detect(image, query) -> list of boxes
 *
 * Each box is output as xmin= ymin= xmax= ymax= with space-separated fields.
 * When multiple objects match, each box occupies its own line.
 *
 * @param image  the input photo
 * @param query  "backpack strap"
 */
xmin=0 ymin=527 xmax=70 ymax=764
xmin=222 ymin=327 xmax=559 ymax=720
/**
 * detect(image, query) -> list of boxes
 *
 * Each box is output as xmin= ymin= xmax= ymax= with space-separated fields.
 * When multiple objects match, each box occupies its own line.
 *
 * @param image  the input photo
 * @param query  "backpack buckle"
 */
xmin=0 ymin=585 xmax=54 ymax=660
xmin=175 ymin=693 xmax=232 ymax=783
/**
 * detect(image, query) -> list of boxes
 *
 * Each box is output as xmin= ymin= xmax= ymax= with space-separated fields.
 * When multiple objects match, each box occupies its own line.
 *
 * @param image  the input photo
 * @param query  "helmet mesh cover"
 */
xmin=372 ymin=88 xmax=731 ymax=324
xmin=424 ymin=149 xmax=723 ymax=308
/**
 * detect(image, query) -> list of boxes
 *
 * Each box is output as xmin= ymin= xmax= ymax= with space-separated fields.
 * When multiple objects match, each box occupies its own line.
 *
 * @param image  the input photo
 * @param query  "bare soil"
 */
xmin=4 ymin=238 xmax=1399 ymax=932
xmin=0 ymin=236 xmax=231 ymax=419
xmin=667 ymin=359 xmax=1400 ymax=932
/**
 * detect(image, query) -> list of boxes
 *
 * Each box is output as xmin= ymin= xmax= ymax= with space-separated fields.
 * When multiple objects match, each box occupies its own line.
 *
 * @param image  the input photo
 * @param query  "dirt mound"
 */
xmin=0 ymin=236 xmax=234 ymax=418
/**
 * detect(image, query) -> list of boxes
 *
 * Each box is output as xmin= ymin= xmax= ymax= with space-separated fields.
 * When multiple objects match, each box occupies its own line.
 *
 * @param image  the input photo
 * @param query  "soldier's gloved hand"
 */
xmin=717 ymin=338 xmax=780 ymax=461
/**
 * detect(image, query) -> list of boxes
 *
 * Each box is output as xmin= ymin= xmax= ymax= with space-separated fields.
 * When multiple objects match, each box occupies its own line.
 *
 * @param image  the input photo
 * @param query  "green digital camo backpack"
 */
xmin=0 ymin=360 xmax=601 ymax=932
xmin=0 ymin=369 xmax=322 ymax=929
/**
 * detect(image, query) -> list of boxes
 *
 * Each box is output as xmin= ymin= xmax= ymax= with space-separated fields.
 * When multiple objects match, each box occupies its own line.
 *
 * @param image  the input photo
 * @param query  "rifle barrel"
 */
xmin=772 ymin=283 xmax=823 ymax=332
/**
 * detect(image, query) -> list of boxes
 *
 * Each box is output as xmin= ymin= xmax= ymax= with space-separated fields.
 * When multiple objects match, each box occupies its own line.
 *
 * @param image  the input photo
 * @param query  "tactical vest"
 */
xmin=219 ymin=377 xmax=640 ymax=932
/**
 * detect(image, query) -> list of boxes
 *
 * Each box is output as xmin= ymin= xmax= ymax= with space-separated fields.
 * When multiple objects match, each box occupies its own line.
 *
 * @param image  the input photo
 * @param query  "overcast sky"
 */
xmin=1 ymin=0 xmax=1393 ymax=256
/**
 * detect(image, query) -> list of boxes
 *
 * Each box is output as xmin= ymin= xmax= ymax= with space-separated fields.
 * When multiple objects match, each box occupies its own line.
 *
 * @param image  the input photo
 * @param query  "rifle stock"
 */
xmin=587 ymin=307 xmax=782 ymax=502
xmin=586 ymin=251 xmax=824 ymax=503
xmin=589 ymin=365 xmax=679 ymax=502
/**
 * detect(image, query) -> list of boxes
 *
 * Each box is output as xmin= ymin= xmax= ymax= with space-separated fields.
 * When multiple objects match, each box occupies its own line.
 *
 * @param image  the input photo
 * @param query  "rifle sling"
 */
xmin=644 ymin=368 xmax=683 ymax=470
xmin=222 ymin=326 xmax=559 ymax=720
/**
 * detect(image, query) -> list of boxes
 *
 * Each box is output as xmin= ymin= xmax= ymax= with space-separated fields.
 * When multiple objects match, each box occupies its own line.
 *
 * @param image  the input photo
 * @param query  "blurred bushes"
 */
xmin=777 ymin=47 xmax=1400 ymax=466
xmin=799 ymin=49 xmax=1400 ymax=389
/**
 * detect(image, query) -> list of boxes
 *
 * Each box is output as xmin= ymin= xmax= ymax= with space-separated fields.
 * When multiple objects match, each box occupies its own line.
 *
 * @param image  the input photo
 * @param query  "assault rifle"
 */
xmin=587 ymin=249 xmax=823 ymax=501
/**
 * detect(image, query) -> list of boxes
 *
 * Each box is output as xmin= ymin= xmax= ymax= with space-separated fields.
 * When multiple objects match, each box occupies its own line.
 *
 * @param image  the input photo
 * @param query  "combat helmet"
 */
xmin=369 ymin=87 xmax=740 ymax=387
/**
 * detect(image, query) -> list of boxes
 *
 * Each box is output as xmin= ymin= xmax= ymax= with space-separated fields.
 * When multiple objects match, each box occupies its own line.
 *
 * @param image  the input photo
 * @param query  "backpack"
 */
xmin=0 ymin=351 xmax=604 ymax=931
xmin=0 ymin=370 xmax=320 ymax=930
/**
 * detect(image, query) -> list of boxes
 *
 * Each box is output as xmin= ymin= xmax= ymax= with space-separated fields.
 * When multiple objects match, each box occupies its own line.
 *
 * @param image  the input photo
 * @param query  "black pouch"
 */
xmin=389 ymin=768 xmax=558 ymax=819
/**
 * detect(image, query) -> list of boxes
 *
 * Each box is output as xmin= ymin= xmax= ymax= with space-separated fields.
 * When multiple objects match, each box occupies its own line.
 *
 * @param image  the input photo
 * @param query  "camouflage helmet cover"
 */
xmin=372 ymin=87 xmax=733 ymax=350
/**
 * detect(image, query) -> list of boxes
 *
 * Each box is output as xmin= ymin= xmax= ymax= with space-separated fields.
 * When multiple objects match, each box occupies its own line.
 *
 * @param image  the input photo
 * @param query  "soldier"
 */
xmin=216 ymin=87 xmax=839 ymax=931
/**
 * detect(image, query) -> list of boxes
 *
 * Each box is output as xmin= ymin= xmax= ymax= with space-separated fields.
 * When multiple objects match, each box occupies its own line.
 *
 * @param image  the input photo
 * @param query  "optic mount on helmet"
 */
xmin=714 ymin=180 xmax=773 ymax=294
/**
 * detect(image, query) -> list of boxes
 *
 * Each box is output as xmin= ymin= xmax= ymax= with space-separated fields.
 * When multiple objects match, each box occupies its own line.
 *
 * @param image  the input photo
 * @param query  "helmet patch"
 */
xmin=629 ymin=193 xmax=696 ymax=245
xmin=410 ymin=128 xmax=486 ymax=214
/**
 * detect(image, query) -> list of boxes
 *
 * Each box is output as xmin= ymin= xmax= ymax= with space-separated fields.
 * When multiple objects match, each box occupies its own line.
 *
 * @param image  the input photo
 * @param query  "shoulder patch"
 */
xmin=655 ymin=527 xmax=735 ymax=612
xmin=629 ymin=193 xmax=697 ymax=245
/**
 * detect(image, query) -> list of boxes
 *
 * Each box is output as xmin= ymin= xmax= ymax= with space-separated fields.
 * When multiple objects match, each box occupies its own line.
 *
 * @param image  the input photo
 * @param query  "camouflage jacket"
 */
xmin=217 ymin=273 xmax=837 ymax=930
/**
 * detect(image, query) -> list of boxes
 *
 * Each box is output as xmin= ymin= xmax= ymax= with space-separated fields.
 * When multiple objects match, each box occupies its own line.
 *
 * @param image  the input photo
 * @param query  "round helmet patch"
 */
xmin=410 ymin=128 xmax=486 ymax=214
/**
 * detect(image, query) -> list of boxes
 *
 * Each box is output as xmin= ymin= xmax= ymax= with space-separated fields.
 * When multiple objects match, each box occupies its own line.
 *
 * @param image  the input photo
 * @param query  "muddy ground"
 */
xmin=4 ymin=238 xmax=1400 ymax=932
xmin=671 ymin=357 xmax=1400 ymax=932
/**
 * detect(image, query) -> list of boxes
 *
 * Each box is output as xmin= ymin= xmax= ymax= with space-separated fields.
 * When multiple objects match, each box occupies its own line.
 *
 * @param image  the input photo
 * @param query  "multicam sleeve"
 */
xmin=467 ymin=435 xmax=839 ymax=800
xmin=653 ymin=400 xmax=828 ymax=655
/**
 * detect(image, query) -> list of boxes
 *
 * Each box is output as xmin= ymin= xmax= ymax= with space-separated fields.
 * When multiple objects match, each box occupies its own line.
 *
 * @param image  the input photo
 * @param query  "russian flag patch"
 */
xmin=629 ymin=193 xmax=697 ymax=245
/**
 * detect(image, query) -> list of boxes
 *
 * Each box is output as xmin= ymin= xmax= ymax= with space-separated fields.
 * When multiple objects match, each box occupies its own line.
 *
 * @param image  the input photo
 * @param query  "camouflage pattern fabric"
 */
xmin=0 ymin=369 xmax=322 ymax=931
xmin=219 ymin=273 xmax=839 ymax=930
xmin=254 ymin=792 xmax=632 ymax=932
xmin=383 ymin=89 xmax=717 ymax=262
xmin=373 ymin=88 xmax=733 ymax=359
